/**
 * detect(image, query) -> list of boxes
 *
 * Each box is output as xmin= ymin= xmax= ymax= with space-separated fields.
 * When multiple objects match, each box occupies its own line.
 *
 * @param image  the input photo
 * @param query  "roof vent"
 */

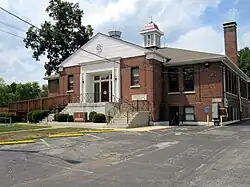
xmin=108 ymin=30 xmax=122 ymax=39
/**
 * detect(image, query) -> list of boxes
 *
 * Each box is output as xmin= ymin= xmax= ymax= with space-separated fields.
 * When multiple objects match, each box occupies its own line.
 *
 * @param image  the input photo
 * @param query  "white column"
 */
xmin=112 ymin=68 xmax=115 ymax=102
xmin=83 ymin=73 xmax=87 ymax=103
xmin=80 ymin=73 xmax=82 ymax=103
xmin=116 ymin=68 xmax=121 ymax=102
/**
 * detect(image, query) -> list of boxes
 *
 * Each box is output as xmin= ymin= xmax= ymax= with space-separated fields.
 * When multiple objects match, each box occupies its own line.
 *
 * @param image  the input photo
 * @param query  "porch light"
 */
xmin=82 ymin=76 xmax=84 ymax=83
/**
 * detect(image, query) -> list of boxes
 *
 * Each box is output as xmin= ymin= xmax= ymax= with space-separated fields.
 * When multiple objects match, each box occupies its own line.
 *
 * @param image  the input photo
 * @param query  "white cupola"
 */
xmin=139 ymin=21 xmax=164 ymax=49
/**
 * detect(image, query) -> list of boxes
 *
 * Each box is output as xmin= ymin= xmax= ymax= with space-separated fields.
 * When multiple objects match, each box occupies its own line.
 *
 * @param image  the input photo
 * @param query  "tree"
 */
xmin=24 ymin=0 xmax=94 ymax=76
xmin=239 ymin=47 xmax=250 ymax=77
xmin=0 ymin=78 xmax=49 ymax=105
xmin=40 ymin=84 xmax=48 ymax=97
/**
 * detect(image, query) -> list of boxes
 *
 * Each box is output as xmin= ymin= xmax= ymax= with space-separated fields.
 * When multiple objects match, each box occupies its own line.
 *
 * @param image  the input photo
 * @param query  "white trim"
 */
xmin=150 ymin=121 xmax=169 ymax=126
xmin=168 ymin=92 xmax=181 ymax=95
xmin=79 ymin=57 xmax=121 ymax=66
xmin=84 ymin=68 xmax=113 ymax=74
xmin=139 ymin=29 xmax=164 ymax=36
xmin=165 ymin=56 xmax=224 ymax=66
xmin=183 ymin=91 xmax=196 ymax=94
xmin=241 ymin=97 xmax=248 ymax=101
xmin=226 ymin=92 xmax=238 ymax=97
xmin=146 ymin=52 xmax=166 ymax=62
xmin=242 ymin=118 xmax=250 ymax=121
xmin=130 ymin=85 xmax=141 ymax=89
xmin=43 ymin=74 xmax=60 ymax=80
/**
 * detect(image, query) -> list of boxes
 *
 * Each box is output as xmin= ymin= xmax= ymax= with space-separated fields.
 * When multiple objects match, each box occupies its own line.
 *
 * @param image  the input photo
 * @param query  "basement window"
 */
xmin=184 ymin=106 xmax=195 ymax=121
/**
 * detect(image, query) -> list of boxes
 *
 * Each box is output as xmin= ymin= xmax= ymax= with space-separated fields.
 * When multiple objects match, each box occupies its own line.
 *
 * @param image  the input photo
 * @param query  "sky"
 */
xmin=0 ymin=0 xmax=249 ymax=84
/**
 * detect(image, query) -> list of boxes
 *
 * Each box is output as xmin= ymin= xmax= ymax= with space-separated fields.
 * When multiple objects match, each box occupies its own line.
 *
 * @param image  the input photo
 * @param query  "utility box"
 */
xmin=212 ymin=103 xmax=219 ymax=119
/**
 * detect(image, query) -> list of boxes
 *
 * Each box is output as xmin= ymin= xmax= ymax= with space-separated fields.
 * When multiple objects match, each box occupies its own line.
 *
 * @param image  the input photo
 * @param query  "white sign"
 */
xmin=132 ymin=94 xmax=147 ymax=101
xmin=212 ymin=98 xmax=222 ymax=103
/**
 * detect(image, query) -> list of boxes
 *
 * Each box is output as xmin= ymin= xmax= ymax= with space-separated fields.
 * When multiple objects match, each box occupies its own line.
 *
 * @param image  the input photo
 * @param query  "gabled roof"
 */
xmin=58 ymin=32 xmax=151 ymax=67
xmin=156 ymin=47 xmax=224 ymax=64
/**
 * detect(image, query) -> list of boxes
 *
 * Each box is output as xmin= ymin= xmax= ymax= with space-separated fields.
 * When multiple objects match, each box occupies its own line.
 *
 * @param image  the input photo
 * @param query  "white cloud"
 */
xmin=240 ymin=31 xmax=250 ymax=49
xmin=225 ymin=8 xmax=240 ymax=22
xmin=0 ymin=0 xmax=249 ymax=84
xmin=169 ymin=26 xmax=224 ymax=54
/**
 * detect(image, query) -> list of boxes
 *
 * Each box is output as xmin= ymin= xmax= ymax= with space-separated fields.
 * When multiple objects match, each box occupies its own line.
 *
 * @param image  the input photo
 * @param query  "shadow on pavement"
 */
xmin=225 ymin=120 xmax=250 ymax=126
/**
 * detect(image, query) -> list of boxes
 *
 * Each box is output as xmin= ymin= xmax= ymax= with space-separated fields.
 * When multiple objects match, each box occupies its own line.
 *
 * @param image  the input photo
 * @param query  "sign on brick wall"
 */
xmin=74 ymin=112 xmax=87 ymax=122
xmin=132 ymin=94 xmax=147 ymax=101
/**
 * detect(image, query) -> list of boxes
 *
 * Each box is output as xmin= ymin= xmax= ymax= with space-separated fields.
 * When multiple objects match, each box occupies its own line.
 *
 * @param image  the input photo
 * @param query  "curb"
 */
xmin=81 ymin=129 xmax=117 ymax=133
xmin=0 ymin=139 xmax=36 ymax=145
xmin=47 ymin=133 xmax=84 ymax=138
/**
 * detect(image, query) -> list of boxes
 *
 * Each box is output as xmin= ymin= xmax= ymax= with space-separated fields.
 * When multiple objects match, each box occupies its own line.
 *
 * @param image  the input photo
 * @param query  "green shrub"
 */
xmin=89 ymin=111 xmax=97 ymax=122
xmin=0 ymin=112 xmax=22 ymax=123
xmin=27 ymin=110 xmax=50 ymax=123
xmin=55 ymin=114 xmax=74 ymax=122
xmin=92 ymin=113 xmax=106 ymax=123
xmin=68 ymin=115 xmax=74 ymax=122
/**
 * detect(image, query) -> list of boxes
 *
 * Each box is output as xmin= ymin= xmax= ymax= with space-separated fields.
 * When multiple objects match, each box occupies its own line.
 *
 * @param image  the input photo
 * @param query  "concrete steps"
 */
xmin=108 ymin=112 xmax=138 ymax=128
xmin=39 ymin=113 xmax=55 ymax=124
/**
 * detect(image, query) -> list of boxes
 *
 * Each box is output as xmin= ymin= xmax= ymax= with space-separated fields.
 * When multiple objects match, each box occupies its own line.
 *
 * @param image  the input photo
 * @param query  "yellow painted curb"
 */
xmin=80 ymin=130 xmax=116 ymax=133
xmin=48 ymin=133 xmax=84 ymax=138
xmin=0 ymin=139 xmax=36 ymax=145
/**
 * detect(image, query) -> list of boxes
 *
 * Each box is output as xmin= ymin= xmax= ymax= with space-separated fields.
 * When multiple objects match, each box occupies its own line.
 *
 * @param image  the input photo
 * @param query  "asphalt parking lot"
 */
xmin=1 ymin=122 xmax=250 ymax=187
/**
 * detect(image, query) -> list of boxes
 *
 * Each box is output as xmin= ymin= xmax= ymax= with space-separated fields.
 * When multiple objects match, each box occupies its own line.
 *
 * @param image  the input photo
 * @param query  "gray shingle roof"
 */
xmin=156 ymin=47 xmax=225 ymax=64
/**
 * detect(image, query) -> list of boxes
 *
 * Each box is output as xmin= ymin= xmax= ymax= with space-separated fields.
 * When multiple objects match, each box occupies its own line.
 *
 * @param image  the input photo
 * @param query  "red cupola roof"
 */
xmin=142 ymin=21 xmax=159 ymax=31
xmin=139 ymin=21 xmax=164 ymax=35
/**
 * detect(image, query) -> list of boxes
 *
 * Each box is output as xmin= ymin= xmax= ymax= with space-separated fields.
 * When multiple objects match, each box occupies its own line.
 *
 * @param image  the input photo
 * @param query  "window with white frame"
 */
xmin=67 ymin=75 xmax=74 ymax=91
xmin=184 ymin=106 xmax=195 ymax=121
xmin=131 ymin=67 xmax=140 ymax=86
xmin=144 ymin=34 xmax=154 ymax=47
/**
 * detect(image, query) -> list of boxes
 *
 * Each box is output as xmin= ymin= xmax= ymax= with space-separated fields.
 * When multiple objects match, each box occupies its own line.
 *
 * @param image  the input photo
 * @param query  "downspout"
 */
xmin=237 ymin=76 xmax=242 ymax=121
xmin=222 ymin=66 xmax=227 ymax=107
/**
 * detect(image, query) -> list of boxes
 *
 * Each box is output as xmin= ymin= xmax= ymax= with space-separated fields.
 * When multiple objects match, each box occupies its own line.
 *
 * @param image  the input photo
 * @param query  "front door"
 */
xmin=101 ymin=82 xmax=109 ymax=102
xmin=169 ymin=106 xmax=179 ymax=126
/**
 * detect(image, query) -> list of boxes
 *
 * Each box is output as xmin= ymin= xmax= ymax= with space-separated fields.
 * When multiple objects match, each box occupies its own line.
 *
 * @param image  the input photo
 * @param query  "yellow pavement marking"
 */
xmin=0 ymin=139 xmax=36 ymax=145
xmin=47 ymin=133 xmax=84 ymax=138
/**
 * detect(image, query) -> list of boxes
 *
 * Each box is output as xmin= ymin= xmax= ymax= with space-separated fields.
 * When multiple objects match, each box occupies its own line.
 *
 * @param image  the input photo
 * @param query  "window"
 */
xmin=48 ymin=79 xmax=59 ymax=93
xmin=168 ymin=68 xmax=179 ymax=92
xmin=131 ymin=67 xmax=140 ymax=86
xmin=156 ymin=35 xmax=160 ymax=46
xmin=183 ymin=67 xmax=194 ymax=91
xmin=144 ymin=34 xmax=154 ymax=46
xmin=226 ymin=68 xmax=238 ymax=95
xmin=240 ymin=79 xmax=247 ymax=98
xmin=67 ymin=75 xmax=74 ymax=91
xmin=248 ymin=83 xmax=250 ymax=100
xmin=94 ymin=82 xmax=100 ymax=102
xmin=184 ymin=107 xmax=195 ymax=121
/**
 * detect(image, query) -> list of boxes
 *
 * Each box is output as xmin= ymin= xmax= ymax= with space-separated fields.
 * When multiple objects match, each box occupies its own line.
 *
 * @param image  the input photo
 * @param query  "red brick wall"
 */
xmin=0 ymin=107 xmax=8 ymax=113
xmin=59 ymin=66 xmax=80 ymax=96
xmin=48 ymin=79 xmax=60 ymax=97
xmin=120 ymin=56 xmax=163 ymax=121
xmin=224 ymin=23 xmax=238 ymax=66
xmin=166 ymin=62 xmax=224 ymax=122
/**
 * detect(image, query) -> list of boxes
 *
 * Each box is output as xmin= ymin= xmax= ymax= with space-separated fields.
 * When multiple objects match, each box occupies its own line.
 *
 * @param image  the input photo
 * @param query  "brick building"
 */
xmin=44 ymin=21 xmax=250 ymax=126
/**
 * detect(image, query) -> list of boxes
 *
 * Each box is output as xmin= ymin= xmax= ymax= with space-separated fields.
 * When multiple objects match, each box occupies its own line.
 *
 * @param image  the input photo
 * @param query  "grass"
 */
xmin=0 ymin=124 xmax=50 ymax=133
xmin=0 ymin=127 xmax=114 ymax=142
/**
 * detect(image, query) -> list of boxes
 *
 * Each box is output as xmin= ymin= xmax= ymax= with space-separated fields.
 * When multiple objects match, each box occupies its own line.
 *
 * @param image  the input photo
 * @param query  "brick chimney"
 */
xmin=223 ymin=21 xmax=239 ymax=66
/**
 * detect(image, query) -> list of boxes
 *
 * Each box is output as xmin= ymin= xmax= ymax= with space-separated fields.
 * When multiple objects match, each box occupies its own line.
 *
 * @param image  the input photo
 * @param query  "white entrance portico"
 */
xmin=80 ymin=58 xmax=121 ymax=104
